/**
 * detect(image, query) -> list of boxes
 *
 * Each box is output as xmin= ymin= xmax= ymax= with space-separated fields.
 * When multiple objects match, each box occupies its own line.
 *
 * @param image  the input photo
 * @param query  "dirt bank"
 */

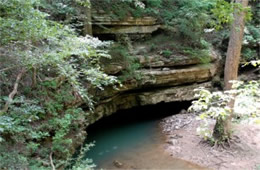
xmin=160 ymin=111 xmax=260 ymax=170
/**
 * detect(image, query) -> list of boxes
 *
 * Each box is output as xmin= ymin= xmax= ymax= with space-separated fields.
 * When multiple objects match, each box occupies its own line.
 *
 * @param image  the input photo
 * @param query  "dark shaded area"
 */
xmin=93 ymin=33 xmax=117 ymax=41
xmin=87 ymin=101 xmax=191 ymax=132
xmin=239 ymin=63 xmax=258 ymax=73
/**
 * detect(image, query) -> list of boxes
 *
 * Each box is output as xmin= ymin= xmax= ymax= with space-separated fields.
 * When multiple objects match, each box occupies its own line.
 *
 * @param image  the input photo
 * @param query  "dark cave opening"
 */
xmin=87 ymin=100 xmax=192 ymax=133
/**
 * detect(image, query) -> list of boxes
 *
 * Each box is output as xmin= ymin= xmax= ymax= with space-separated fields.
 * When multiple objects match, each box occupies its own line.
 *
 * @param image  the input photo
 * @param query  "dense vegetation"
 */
xmin=0 ymin=0 xmax=117 ymax=169
xmin=0 ymin=0 xmax=259 ymax=169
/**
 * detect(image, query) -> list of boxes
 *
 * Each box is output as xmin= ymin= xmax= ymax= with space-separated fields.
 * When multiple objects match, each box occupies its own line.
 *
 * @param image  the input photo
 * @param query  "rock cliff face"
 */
xmin=87 ymin=48 xmax=221 ymax=124
xmin=79 ymin=12 xmax=223 ymax=128
xmin=92 ymin=14 xmax=160 ymax=34
xmin=70 ymin=15 xmax=222 ymax=155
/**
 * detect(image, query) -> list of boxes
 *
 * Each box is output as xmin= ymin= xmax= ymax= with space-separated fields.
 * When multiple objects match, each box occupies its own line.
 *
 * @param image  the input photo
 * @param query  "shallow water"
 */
xmin=84 ymin=102 xmax=204 ymax=169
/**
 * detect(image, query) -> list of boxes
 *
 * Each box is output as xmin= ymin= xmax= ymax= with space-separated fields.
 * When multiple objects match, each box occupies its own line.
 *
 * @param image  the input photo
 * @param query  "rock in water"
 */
xmin=113 ymin=160 xmax=123 ymax=168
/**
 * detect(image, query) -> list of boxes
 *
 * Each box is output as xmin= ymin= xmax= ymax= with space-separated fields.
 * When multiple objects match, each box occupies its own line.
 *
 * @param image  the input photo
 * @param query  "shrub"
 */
xmin=161 ymin=50 xmax=172 ymax=57
xmin=189 ymin=80 xmax=260 ymax=144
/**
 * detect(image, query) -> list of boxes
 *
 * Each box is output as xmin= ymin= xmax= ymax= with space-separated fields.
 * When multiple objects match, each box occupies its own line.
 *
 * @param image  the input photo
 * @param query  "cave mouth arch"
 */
xmin=87 ymin=100 xmax=192 ymax=132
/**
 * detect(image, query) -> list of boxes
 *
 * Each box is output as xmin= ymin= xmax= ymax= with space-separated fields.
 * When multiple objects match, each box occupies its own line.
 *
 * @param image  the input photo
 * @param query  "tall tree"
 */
xmin=213 ymin=0 xmax=249 ymax=142
xmin=224 ymin=0 xmax=249 ymax=90
xmin=84 ymin=1 xmax=93 ymax=35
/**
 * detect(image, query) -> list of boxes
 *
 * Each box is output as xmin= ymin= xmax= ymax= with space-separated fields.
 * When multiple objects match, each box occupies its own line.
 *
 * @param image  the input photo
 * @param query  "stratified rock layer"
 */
xmin=90 ymin=82 xmax=212 ymax=124
xmin=92 ymin=16 xmax=160 ymax=34
xmin=88 ymin=60 xmax=220 ymax=124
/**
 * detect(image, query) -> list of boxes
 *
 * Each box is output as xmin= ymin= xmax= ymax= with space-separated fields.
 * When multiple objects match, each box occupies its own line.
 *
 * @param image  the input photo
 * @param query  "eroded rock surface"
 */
xmin=100 ymin=62 xmax=219 ymax=100
xmin=86 ymin=47 xmax=222 ymax=124
xmin=92 ymin=15 xmax=160 ymax=34
xmin=89 ymin=81 xmax=213 ymax=124
xmin=138 ymin=49 xmax=219 ymax=68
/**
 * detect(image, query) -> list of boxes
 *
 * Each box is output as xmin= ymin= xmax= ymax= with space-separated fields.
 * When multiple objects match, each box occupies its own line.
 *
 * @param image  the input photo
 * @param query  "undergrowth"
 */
xmin=101 ymin=44 xmax=142 ymax=82
xmin=0 ymin=80 xmax=94 ymax=169
xmin=137 ymin=33 xmax=212 ymax=64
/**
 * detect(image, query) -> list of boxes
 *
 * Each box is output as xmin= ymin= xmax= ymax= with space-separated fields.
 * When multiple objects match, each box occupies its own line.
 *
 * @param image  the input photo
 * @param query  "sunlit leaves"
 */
xmin=0 ymin=0 xmax=118 ymax=107
xmin=190 ymin=80 xmax=260 ymax=140
xmin=211 ymin=0 xmax=252 ymax=30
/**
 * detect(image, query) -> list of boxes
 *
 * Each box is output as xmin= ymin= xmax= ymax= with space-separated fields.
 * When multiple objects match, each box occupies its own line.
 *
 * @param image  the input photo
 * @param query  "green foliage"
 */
xmin=211 ymin=0 xmax=235 ymax=30
xmin=189 ymin=80 xmax=260 ymax=143
xmin=161 ymin=50 xmax=172 ymax=57
xmin=0 ymin=0 xmax=56 ymax=44
xmin=0 ymin=82 xmax=95 ymax=169
xmin=91 ymin=0 xmax=146 ymax=20
xmin=39 ymin=0 xmax=90 ymax=26
xmin=0 ymin=149 xmax=29 ymax=170
xmin=211 ymin=0 xmax=252 ymax=30
xmin=0 ymin=0 xmax=117 ymax=169
xmin=149 ymin=43 xmax=157 ymax=52
xmin=1 ymin=0 xmax=118 ymax=107
xmin=208 ymin=1 xmax=259 ymax=62
xmin=120 ymin=61 xmax=142 ymax=82
xmin=242 ymin=47 xmax=258 ymax=61
xmin=104 ymin=44 xmax=141 ymax=82
xmin=189 ymin=50 xmax=211 ymax=64
xmin=92 ymin=0 xmax=216 ymax=45
xmin=158 ymin=0 xmax=215 ymax=44
xmin=69 ymin=143 xmax=96 ymax=170
xmin=245 ymin=24 xmax=260 ymax=44
xmin=242 ymin=23 xmax=260 ymax=61
xmin=142 ymin=33 xmax=212 ymax=63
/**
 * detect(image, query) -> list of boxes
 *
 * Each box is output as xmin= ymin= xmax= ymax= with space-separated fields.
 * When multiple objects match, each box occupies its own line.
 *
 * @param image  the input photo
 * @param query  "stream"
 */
xmin=84 ymin=102 xmax=204 ymax=169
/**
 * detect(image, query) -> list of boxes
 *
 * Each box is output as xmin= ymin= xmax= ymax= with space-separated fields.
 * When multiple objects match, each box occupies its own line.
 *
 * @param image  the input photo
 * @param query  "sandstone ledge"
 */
xmin=88 ymin=82 xmax=212 ymax=124
xmin=100 ymin=63 xmax=218 ymax=99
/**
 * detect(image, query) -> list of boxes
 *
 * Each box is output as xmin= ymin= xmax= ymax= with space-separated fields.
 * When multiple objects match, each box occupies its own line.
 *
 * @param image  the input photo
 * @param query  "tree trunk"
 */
xmin=84 ymin=2 xmax=92 ymax=36
xmin=213 ymin=0 xmax=249 ymax=142
xmin=224 ymin=0 xmax=248 ymax=90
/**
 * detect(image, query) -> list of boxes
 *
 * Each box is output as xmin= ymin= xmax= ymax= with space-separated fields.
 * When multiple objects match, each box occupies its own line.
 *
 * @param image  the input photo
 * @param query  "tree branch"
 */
xmin=50 ymin=152 xmax=56 ymax=170
xmin=0 ymin=68 xmax=26 ymax=115
xmin=32 ymin=66 xmax=37 ymax=88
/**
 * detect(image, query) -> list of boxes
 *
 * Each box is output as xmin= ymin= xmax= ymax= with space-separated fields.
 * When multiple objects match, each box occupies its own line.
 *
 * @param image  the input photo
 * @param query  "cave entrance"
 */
xmin=88 ymin=101 xmax=192 ymax=131
xmin=84 ymin=101 xmax=201 ymax=169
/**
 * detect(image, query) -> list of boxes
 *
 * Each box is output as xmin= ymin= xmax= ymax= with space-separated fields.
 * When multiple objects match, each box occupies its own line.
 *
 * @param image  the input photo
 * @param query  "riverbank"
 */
xmin=160 ymin=111 xmax=260 ymax=170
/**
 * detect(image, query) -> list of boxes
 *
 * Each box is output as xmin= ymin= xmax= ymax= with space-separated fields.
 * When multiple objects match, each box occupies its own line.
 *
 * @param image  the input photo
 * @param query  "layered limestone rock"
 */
xmin=102 ymin=47 xmax=220 ymax=74
xmin=138 ymin=49 xmax=219 ymax=68
xmin=93 ymin=16 xmax=157 ymax=26
xmin=92 ymin=15 xmax=160 ymax=34
xmin=88 ymin=13 xmax=222 ymax=124
xmin=89 ymin=82 xmax=212 ymax=124
xmin=140 ymin=63 xmax=217 ymax=87
xmin=87 ymin=57 xmax=221 ymax=124
xmin=100 ymin=62 xmax=219 ymax=99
